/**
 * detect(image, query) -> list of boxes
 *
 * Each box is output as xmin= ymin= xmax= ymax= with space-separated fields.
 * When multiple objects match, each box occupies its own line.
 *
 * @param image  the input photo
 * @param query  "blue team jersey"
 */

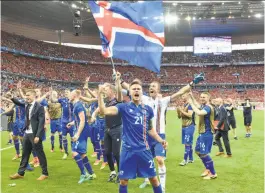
xmin=40 ymin=99 xmax=48 ymax=107
xmin=201 ymin=105 xmax=212 ymax=132
xmin=90 ymin=102 xmax=98 ymax=114
xmin=15 ymin=99 xmax=26 ymax=123
xmin=117 ymin=102 xmax=154 ymax=152
xmin=73 ymin=101 xmax=90 ymax=132
xmin=58 ymin=98 xmax=74 ymax=123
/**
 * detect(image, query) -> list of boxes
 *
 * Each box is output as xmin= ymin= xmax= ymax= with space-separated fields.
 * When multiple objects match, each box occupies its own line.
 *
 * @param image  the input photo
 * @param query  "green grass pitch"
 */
xmin=1 ymin=110 xmax=264 ymax=193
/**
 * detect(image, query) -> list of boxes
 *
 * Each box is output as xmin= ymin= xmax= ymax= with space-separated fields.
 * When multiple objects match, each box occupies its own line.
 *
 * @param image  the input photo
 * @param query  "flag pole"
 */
xmin=108 ymin=46 xmax=116 ymax=74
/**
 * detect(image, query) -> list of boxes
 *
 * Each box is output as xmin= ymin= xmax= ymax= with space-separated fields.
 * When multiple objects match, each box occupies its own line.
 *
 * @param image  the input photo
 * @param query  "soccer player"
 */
xmin=47 ymin=91 xmax=63 ymax=152
xmin=121 ymin=73 xmax=204 ymax=192
xmin=91 ymin=107 xmax=108 ymax=170
xmin=1 ymin=99 xmax=14 ymax=145
xmin=98 ymin=79 xmax=168 ymax=193
xmin=67 ymin=90 xmax=96 ymax=184
xmin=50 ymin=89 xmax=75 ymax=160
xmin=225 ymin=98 xmax=238 ymax=140
xmin=214 ymin=98 xmax=232 ymax=158
xmin=177 ymin=93 xmax=195 ymax=166
xmin=243 ymin=98 xmax=252 ymax=138
xmin=1 ymin=93 xmax=26 ymax=160
xmin=187 ymin=92 xmax=217 ymax=180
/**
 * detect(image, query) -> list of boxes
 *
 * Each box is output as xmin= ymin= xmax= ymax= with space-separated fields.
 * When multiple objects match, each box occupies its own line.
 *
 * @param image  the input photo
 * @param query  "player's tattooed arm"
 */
xmin=98 ymin=85 xmax=118 ymax=116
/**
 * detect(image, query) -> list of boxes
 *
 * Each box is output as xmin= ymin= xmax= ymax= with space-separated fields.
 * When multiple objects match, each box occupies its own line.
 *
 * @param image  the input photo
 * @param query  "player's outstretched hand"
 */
xmin=193 ymin=72 xmax=205 ymax=84
xmin=161 ymin=140 xmax=168 ymax=150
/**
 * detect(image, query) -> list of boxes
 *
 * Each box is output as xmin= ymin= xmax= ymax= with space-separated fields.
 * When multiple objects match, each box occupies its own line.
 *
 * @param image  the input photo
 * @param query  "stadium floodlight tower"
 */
xmin=55 ymin=30 xmax=64 ymax=45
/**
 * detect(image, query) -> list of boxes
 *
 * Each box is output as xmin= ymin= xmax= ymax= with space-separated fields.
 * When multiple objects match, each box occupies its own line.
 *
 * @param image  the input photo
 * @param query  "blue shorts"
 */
xmin=50 ymin=119 xmax=62 ymax=134
xmin=195 ymin=131 xmax=213 ymax=155
xmin=97 ymin=118 xmax=105 ymax=140
xmin=150 ymin=134 xmax=166 ymax=158
xmin=182 ymin=124 xmax=195 ymax=145
xmin=119 ymin=149 xmax=157 ymax=180
xmin=13 ymin=122 xmax=24 ymax=137
xmin=61 ymin=122 xmax=75 ymax=138
xmin=90 ymin=122 xmax=99 ymax=143
xmin=72 ymin=128 xmax=89 ymax=154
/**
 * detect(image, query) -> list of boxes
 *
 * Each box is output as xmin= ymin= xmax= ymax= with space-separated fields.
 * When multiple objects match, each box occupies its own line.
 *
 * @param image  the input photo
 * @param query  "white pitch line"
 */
xmin=0 ymin=135 xmax=52 ymax=151
xmin=0 ymin=145 xmax=14 ymax=151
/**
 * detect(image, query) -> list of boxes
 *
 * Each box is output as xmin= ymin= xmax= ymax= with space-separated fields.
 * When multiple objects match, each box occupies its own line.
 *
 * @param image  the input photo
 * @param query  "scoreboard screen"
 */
xmin=193 ymin=36 xmax=232 ymax=54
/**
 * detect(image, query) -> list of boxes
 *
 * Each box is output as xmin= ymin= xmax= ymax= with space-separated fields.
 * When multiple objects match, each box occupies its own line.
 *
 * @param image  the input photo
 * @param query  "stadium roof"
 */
xmin=1 ymin=1 xmax=264 ymax=46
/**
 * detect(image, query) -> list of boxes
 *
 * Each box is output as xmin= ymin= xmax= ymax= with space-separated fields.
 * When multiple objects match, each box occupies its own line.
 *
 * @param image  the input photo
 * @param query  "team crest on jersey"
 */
xmin=137 ymin=113 xmax=140 ymax=116
xmin=129 ymin=109 xmax=133 ymax=113
xmin=119 ymin=171 xmax=124 ymax=175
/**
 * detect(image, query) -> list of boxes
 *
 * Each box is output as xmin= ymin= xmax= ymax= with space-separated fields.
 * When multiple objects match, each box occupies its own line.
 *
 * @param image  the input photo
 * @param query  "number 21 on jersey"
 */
xmin=135 ymin=116 xmax=143 ymax=125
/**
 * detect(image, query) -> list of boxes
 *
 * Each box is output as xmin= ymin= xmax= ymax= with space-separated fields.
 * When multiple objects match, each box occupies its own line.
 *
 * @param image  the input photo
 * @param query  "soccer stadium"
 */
xmin=0 ymin=1 xmax=264 ymax=193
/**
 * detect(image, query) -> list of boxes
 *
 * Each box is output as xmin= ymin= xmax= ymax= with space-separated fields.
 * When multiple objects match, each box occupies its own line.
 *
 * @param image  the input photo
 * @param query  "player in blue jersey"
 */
xmin=177 ymin=93 xmax=195 ymax=166
xmin=187 ymin=92 xmax=217 ymax=180
xmin=98 ymin=79 xmax=168 ymax=193
xmin=2 ymin=92 xmax=26 ymax=160
xmin=47 ymin=91 xmax=63 ymax=153
xmin=51 ymin=89 xmax=75 ymax=159
xmin=67 ymin=89 xmax=96 ymax=184
xmin=243 ymin=98 xmax=252 ymax=138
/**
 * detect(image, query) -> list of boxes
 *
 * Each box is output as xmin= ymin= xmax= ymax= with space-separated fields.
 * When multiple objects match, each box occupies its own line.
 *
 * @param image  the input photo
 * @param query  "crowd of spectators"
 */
xmin=1 ymin=31 xmax=264 ymax=102
xmin=2 ymin=31 xmax=264 ymax=64
xmin=2 ymin=53 xmax=264 ymax=84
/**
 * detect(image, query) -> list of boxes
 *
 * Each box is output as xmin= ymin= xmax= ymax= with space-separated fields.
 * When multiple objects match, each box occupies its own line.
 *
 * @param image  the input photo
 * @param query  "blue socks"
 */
xmin=63 ymin=136 xmax=68 ymax=154
xmin=153 ymin=184 xmax=163 ymax=193
xmin=59 ymin=134 xmax=63 ymax=149
xmin=184 ymin=145 xmax=190 ymax=161
xmin=101 ymin=144 xmax=107 ymax=162
xmin=82 ymin=156 xmax=94 ymax=175
xmin=51 ymin=135 xmax=55 ymax=149
xmin=201 ymin=155 xmax=216 ymax=175
xmin=189 ymin=145 xmax=193 ymax=161
xmin=119 ymin=185 xmax=128 ymax=193
xmin=14 ymin=139 xmax=20 ymax=155
xmin=95 ymin=142 xmax=101 ymax=160
xmin=74 ymin=154 xmax=86 ymax=175
xmin=32 ymin=151 xmax=37 ymax=158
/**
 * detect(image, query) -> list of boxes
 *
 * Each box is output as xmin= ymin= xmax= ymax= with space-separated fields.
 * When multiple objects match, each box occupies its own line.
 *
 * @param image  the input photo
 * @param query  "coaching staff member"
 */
xmin=10 ymin=89 xmax=48 ymax=181
xmin=99 ymin=72 xmax=123 ymax=183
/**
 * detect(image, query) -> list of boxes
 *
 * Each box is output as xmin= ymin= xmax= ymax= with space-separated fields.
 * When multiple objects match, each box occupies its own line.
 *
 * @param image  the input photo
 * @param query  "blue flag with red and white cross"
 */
xmin=88 ymin=1 xmax=165 ymax=73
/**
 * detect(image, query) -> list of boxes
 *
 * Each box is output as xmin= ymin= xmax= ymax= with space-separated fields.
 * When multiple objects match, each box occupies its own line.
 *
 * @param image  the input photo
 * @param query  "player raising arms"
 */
xmin=187 ymin=92 xmax=217 ymax=180
xmin=121 ymin=73 xmax=204 ymax=192
xmin=98 ymin=78 xmax=167 ymax=193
